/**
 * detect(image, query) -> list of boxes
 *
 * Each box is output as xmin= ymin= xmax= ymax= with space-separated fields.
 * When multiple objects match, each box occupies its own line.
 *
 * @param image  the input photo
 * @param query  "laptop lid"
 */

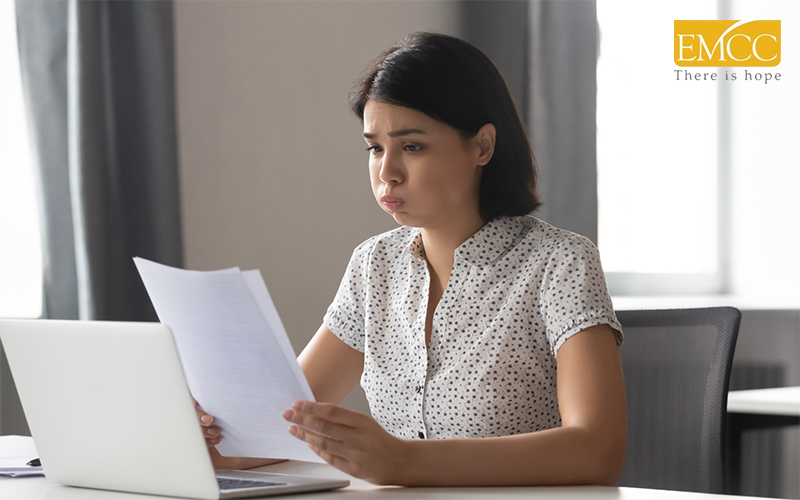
xmin=0 ymin=319 xmax=348 ymax=499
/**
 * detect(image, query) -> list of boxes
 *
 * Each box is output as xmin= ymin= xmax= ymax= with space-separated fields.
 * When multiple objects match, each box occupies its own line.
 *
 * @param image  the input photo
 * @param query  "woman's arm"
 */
xmin=401 ymin=323 xmax=627 ymax=486
xmin=284 ymin=323 xmax=627 ymax=486
xmin=298 ymin=324 xmax=365 ymax=404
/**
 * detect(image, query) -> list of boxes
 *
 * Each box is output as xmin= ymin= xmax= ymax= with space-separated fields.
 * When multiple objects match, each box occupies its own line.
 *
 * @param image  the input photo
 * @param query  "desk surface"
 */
xmin=727 ymin=386 xmax=800 ymax=416
xmin=1 ymin=436 xmax=767 ymax=500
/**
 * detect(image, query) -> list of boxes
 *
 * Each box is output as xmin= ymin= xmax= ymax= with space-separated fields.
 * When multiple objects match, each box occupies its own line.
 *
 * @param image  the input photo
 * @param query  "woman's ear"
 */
xmin=475 ymin=123 xmax=496 ymax=166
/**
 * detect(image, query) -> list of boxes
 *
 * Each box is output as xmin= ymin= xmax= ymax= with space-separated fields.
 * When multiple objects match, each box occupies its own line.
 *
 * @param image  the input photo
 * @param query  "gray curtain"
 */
xmin=16 ymin=0 xmax=182 ymax=321
xmin=1 ymin=0 xmax=182 ymax=435
xmin=463 ymin=0 xmax=599 ymax=243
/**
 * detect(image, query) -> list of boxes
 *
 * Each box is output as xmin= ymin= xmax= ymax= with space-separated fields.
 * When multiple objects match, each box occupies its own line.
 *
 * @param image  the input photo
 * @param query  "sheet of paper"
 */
xmin=134 ymin=258 xmax=321 ymax=462
xmin=241 ymin=270 xmax=314 ymax=399
xmin=0 ymin=456 xmax=43 ymax=477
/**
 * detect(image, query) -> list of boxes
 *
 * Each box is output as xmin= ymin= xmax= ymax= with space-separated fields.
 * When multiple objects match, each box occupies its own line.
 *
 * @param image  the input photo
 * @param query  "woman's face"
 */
xmin=362 ymin=101 xmax=491 ymax=230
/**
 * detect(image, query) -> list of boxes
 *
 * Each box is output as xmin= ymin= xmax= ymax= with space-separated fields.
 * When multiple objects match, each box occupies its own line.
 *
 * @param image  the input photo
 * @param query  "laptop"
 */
xmin=0 ymin=319 xmax=349 ymax=499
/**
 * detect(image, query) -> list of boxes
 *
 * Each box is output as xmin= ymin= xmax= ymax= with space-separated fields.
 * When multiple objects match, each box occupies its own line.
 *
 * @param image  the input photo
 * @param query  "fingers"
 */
xmin=283 ymin=401 xmax=366 ymax=475
xmin=282 ymin=403 xmax=360 ymax=442
xmin=204 ymin=426 xmax=222 ymax=446
xmin=284 ymin=401 xmax=402 ymax=484
xmin=195 ymin=401 xmax=213 ymax=425
xmin=308 ymin=443 xmax=352 ymax=474
xmin=288 ymin=425 xmax=348 ymax=459
xmin=292 ymin=426 xmax=358 ymax=476
xmin=196 ymin=402 xmax=222 ymax=447
xmin=287 ymin=401 xmax=362 ymax=427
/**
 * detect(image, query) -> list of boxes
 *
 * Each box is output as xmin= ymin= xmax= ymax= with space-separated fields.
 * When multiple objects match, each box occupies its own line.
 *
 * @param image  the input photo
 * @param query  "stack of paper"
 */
xmin=134 ymin=258 xmax=321 ymax=463
xmin=0 ymin=456 xmax=43 ymax=477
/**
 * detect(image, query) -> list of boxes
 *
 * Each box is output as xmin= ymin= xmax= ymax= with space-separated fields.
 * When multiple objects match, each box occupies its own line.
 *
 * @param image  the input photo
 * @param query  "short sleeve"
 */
xmin=323 ymin=237 xmax=377 ymax=353
xmin=539 ymin=234 xmax=623 ymax=358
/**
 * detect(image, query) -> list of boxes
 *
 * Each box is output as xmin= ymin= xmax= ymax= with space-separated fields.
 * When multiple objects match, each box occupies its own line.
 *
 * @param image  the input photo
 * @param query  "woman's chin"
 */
xmin=389 ymin=213 xmax=406 ymax=225
xmin=387 ymin=211 xmax=414 ymax=227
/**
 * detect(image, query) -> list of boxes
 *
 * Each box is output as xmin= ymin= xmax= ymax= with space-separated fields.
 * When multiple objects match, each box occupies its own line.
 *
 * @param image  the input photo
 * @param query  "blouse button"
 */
xmin=418 ymin=431 xmax=425 ymax=439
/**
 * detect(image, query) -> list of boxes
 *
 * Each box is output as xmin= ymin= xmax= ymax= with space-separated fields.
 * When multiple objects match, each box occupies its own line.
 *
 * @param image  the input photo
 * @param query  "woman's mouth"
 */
xmin=381 ymin=196 xmax=405 ymax=211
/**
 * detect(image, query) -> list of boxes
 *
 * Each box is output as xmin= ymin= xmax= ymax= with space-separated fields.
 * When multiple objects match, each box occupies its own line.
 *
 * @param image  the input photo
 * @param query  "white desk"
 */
xmin=1 ymin=435 xmax=768 ymax=500
xmin=726 ymin=387 xmax=800 ymax=495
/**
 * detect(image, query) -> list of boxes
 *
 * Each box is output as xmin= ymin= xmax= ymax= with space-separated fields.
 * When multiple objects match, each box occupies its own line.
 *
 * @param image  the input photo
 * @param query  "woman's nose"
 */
xmin=379 ymin=151 xmax=403 ymax=184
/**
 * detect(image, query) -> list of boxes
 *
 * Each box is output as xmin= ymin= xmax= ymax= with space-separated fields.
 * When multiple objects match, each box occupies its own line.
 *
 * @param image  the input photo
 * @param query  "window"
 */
xmin=0 ymin=1 xmax=43 ymax=318
xmin=597 ymin=0 xmax=800 ymax=300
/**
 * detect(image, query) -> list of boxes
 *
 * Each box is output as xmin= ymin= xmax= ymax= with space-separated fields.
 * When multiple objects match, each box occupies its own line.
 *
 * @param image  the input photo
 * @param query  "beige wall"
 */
xmin=174 ymin=1 xmax=461 ymax=412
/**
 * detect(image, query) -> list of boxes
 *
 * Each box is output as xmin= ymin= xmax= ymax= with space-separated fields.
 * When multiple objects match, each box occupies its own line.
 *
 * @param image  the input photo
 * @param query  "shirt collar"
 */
xmin=406 ymin=229 xmax=427 ymax=261
xmin=403 ymin=216 xmax=529 ymax=268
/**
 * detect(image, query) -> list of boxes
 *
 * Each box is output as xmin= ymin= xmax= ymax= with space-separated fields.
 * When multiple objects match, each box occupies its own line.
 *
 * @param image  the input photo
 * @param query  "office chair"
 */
xmin=616 ymin=307 xmax=741 ymax=494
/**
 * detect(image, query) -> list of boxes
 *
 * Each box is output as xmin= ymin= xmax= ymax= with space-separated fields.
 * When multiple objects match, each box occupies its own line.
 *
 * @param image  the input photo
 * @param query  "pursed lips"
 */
xmin=381 ymin=195 xmax=405 ymax=211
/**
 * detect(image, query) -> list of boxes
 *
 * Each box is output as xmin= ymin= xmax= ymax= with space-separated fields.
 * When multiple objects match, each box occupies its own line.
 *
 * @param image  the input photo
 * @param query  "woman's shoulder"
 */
xmin=515 ymin=215 xmax=600 ymax=260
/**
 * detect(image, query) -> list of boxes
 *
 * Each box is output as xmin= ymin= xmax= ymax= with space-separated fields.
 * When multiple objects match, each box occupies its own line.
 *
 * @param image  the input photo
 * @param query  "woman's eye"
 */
xmin=366 ymin=145 xmax=383 ymax=154
xmin=404 ymin=144 xmax=422 ymax=153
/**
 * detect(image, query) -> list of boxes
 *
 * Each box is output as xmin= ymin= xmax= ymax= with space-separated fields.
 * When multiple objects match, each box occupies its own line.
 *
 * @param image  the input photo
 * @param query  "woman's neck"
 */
xmin=419 ymin=212 xmax=485 ymax=285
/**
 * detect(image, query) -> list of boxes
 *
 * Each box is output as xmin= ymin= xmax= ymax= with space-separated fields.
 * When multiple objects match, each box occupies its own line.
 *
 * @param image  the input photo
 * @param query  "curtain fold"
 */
xmin=462 ymin=0 xmax=599 ymax=243
xmin=15 ymin=1 xmax=76 ymax=320
xmin=529 ymin=0 xmax=598 ymax=243
xmin=2 ymin=0 xmax=182 ymax=435
xmin=16 ymin=0 xmax=183 ymax=322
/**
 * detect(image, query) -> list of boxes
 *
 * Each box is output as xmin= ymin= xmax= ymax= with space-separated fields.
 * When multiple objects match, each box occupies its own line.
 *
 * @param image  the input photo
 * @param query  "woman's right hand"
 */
xmin=195 ymin=401 xmax=242 ymax=469
xmin=196 ymin=401 xmax=222 ymax=448
xmin=195 ymin=400 xmax=283 ymax=469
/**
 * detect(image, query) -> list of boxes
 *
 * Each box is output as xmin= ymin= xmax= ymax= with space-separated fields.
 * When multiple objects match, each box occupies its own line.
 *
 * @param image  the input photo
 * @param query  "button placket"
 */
xmin=429 ymin=260 xmax=467 ymax=353
xmin=413 ymin=258 xmax=431 ymax=439
xmin=421 ymin=259 xmax=468 ymax=440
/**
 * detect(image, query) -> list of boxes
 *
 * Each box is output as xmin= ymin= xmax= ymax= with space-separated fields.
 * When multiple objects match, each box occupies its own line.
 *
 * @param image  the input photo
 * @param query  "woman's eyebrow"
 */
xmin=363 ymin=128 xmax=428 ymax=139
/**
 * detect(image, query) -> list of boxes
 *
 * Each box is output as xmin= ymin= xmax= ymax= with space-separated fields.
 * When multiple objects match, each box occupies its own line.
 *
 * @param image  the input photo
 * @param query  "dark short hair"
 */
xmin=349 ymin=32 xmax=540 ymax=222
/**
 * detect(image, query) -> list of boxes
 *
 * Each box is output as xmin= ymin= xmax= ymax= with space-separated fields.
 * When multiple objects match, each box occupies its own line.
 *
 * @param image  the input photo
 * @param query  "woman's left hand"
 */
xmin=282 ymin=401 xmax=411 ymax=485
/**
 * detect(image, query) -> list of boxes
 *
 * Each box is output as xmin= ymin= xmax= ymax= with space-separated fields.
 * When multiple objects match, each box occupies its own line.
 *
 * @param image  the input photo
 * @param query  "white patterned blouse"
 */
xmin=323 ymin=215 xmax=622 ymax=440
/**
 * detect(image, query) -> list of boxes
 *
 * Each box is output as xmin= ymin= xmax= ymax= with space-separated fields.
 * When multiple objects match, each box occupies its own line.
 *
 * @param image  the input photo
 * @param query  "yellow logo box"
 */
xmin=674 ymin=20 xmax=780 ymax=67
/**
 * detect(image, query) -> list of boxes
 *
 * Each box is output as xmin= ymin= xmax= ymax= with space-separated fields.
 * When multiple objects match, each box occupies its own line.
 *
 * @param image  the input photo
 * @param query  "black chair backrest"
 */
xmin=616 ymin=307 xmax=741 ymax=494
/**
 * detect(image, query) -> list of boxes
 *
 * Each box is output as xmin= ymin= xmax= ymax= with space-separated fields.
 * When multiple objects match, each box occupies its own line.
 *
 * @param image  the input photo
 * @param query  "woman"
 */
xmin=199 ymin=32 xmax=627 ymax=487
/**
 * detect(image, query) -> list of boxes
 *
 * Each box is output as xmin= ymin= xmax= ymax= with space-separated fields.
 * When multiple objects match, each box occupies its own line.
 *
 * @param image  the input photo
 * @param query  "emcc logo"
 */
xmin=674 ymin=20 xmax=780 ymax=67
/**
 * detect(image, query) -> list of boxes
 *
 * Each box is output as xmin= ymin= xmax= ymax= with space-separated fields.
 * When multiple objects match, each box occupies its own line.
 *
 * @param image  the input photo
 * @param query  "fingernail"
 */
xmin=209 ymin=427 xmax=220 ymax=437
xmin=282 ymin=410 xmax=295 ymax=421
xmin=292 ymin=401 xmax=305 ymax=411
xmin=201 ymin=415 xmax=213 ymax=425
xmin=288 ymin=426 xmax=298 ymax=436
